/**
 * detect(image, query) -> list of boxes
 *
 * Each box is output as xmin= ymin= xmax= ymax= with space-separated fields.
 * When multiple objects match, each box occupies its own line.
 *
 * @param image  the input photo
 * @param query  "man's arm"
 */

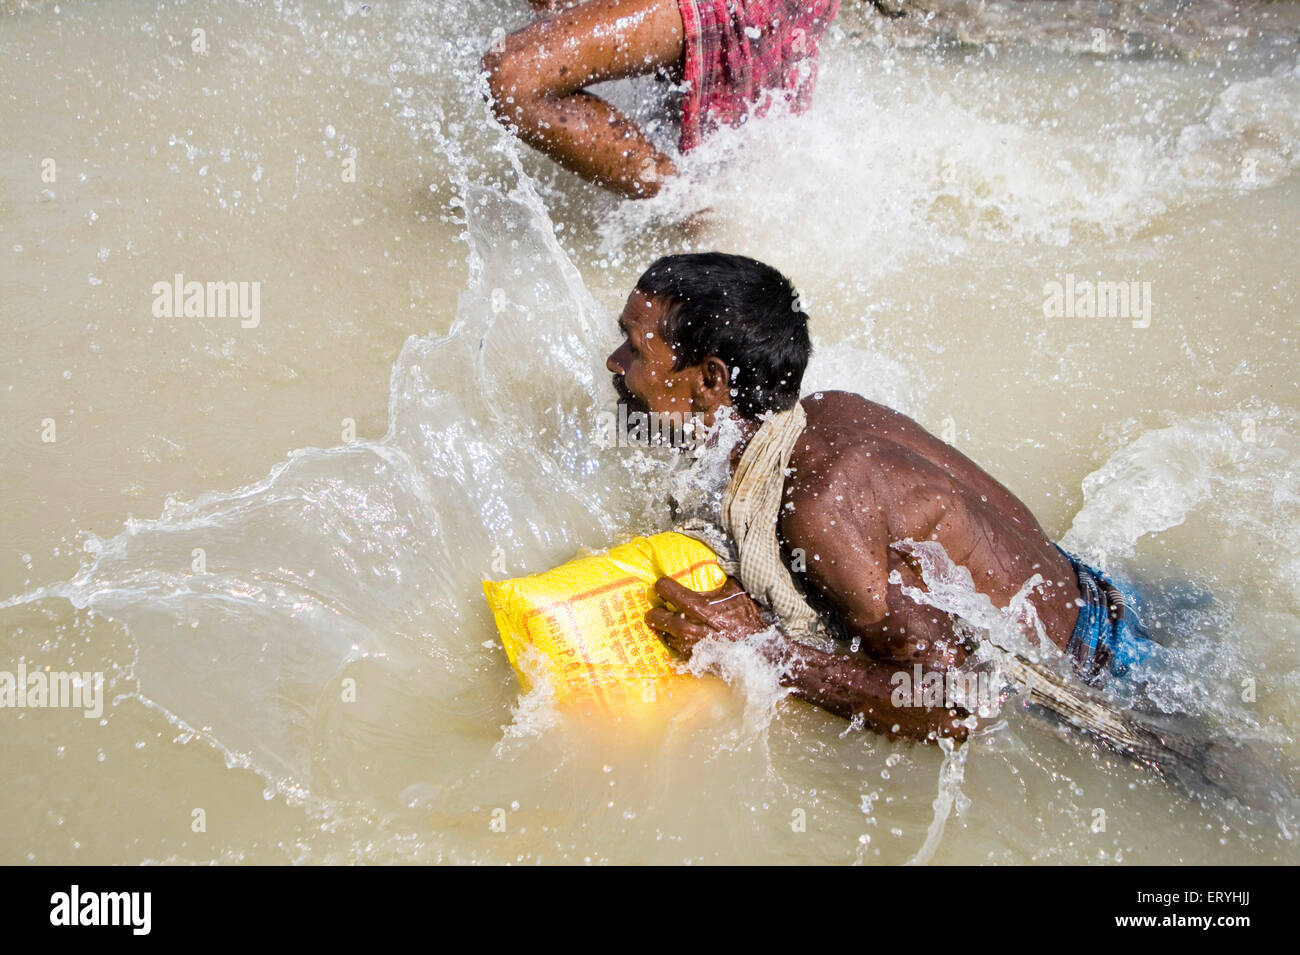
xmin=648 ymin=577 xmax=969 ymax=742
xmin=782 ymin=446 xmax=967 ymax=666
xmin=483 ymin=0 xmax=682 ymax=197
xmin=526 ymin=0 xmax=583 ymax=11
xmin=776 ymin=636 xmax=969 ymax=742
xmin=648 ymin=445 xmax=974 ymax=740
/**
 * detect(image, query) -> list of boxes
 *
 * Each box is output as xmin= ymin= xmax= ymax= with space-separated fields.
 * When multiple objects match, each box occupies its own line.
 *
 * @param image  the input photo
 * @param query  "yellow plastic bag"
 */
xmin=482 ymin=532 xmax=726 ymax=706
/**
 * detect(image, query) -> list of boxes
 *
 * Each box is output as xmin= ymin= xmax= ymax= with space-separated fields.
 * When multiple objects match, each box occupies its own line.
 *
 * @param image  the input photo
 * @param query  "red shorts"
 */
xmin=678 ymin=0 xmax=842 ymax=151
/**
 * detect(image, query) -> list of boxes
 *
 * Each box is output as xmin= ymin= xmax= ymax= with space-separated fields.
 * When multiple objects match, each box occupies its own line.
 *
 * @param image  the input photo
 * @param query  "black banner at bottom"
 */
xmin=2 ymin=864 xmax=1276 ymax=941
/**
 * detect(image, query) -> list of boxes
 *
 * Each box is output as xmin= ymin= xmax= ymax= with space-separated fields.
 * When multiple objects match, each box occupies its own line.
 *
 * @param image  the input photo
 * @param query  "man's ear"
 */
xmin=694 ymin=356 xmax=732 ymax=410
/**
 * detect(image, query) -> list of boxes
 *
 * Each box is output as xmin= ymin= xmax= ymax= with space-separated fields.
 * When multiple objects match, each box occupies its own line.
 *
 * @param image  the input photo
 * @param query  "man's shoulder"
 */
xmin=799 ymin=389 xmax=885 ymax=417
xmin=792 ymin=392 xmax=906 ymax=464
xmin=784 ymin=424 xmax=890 ymax=505
xmin=798 ymin=390 xmax=918 ymax=439
xmin=784 ymin=391 xmax=937 ymax=506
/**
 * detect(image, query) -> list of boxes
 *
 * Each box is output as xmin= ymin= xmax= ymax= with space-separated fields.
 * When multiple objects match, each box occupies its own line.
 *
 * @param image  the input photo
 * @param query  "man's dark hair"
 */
xmin=634 ymin=252 xmax=812 ymax=420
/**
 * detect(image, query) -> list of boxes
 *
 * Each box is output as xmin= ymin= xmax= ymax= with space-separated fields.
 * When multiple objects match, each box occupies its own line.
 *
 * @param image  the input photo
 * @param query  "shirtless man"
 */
xmin=482 ymin=0 xmax=842 ymax=197
xmin=609 ymin=252 xmax=1155 ymax=743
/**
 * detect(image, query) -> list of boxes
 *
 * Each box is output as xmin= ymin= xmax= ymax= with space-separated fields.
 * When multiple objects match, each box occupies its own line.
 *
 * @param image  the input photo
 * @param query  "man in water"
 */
xmin=482 ymin=0 xmax=841 ymax=197
xmin=610 ymin=252 xmax=1158 ymax=743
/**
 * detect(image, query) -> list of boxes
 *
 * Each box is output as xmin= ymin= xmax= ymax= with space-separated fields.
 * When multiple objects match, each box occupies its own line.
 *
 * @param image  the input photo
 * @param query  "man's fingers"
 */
xmin=654 ymin=575 xmax=752 ymax=626
xmin=654 ymin=577 xmax=709 ymax=617
xmin=645 ymin=606 xmax=686 ymax=634
xmin=645 ymin=608 xmax=707 ymax=648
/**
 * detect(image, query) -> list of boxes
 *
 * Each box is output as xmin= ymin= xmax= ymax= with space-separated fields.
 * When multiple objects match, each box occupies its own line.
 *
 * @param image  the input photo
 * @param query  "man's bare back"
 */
xmin=780 ymin=391 xmax=1083 ymax=671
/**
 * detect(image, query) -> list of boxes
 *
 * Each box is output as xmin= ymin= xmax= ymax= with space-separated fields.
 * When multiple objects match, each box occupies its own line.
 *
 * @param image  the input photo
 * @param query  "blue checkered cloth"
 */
xmin=1057 ymin=547 xmax=1159 ymax=686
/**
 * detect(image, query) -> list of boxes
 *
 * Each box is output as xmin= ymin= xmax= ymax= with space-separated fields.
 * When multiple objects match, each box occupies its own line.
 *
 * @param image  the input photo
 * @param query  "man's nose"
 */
xmin=606 ymin=350 xmax=624 ymax=375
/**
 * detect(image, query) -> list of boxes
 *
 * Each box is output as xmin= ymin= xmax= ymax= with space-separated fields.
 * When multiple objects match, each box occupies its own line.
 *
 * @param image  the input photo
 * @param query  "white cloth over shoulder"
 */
xmin=719 ymin=402 xmax=832 ymax=647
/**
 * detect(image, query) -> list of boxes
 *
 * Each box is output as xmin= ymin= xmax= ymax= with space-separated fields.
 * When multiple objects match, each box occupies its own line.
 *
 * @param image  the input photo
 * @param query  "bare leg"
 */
xmin=483 ymin=0 xmax=685 ymax=198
